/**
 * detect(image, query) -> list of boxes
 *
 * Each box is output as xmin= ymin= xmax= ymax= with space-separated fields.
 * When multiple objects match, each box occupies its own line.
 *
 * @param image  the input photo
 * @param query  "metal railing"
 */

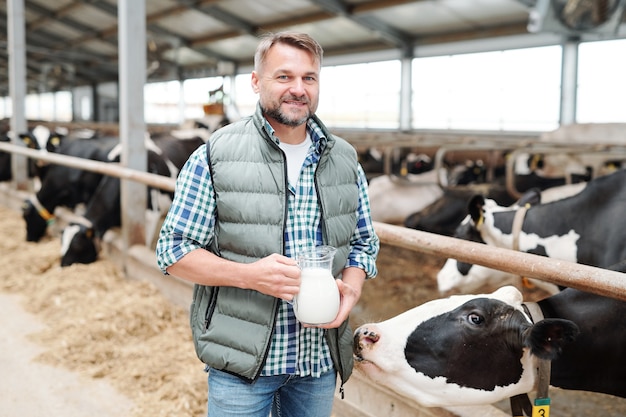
xmin=2 ymin=139 xmax=625 ymax=302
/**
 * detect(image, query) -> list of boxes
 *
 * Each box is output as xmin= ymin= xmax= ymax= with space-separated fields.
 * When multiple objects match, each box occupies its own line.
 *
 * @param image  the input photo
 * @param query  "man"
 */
xmin=156 ymin=31 xmax=379 ymax=417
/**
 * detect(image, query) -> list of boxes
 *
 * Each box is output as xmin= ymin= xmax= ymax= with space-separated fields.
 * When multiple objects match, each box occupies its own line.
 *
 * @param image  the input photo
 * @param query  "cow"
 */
xmin=368 ymin=170 xmax=444 ymax=224
xmin=404 ymin=166 xmax=590 ymax=237
xmin=0 ymin=134 xmax=17 ymax=181
xmin=449 ymin=169 xmax=625 ymax=266
xmin=404 ymin=184 xmax=516 ymax=236
xmin=21 ymin=136 xmax=120 ymax=242
xmin=20 ymin=124 xmax=208 ymax=242
xmin=0 ymin=128 xmax=47 ymax=182
xmin=526 ymin=123 xmax=626 ymax=180
xmin=368 ymin=161 xmax=489 ymax=225
xmin=358 ymin=148 xmax=434 ymax=180
xmin=59 ymin=146 xmax=175 ymax=266
xmin=353 ymin=285 xmax=626 ymax=409
xmin=436 ymin=181 xmax=588 ymax=295
xmin=150 ymin=131 xmax=204 ymax=171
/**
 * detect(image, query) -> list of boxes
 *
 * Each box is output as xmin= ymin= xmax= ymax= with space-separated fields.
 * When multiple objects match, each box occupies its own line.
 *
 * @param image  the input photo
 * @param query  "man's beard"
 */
xmin=261 ymin=97 xmax=311 ymax=127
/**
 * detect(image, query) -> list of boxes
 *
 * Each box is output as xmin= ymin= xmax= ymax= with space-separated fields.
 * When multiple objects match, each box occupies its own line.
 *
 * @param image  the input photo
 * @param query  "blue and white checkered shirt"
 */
xmin=156 ymin=116 xmax=378 ymax=377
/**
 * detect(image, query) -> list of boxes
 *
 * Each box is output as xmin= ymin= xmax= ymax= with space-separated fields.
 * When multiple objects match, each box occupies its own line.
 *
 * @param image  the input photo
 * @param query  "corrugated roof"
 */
xmin=1 ymin=0 xmax=624 ymax=95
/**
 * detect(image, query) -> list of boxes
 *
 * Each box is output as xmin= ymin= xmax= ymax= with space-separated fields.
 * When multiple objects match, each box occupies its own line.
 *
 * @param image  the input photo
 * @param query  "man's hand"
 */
xmin=308 ymin=267 xmax=366 ymax=329
xmin=249 ymin=253 xmax=301 ymax=301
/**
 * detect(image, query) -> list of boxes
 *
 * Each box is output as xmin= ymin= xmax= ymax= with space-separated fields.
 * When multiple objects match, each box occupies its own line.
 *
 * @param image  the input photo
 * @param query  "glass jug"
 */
xmin=293 ymin=245 xmax=340 ymax=325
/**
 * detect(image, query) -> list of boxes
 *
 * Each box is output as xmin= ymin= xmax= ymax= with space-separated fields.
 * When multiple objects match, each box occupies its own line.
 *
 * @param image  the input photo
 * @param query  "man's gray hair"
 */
xmin=254 ymin=32 xmax=323 ymax=72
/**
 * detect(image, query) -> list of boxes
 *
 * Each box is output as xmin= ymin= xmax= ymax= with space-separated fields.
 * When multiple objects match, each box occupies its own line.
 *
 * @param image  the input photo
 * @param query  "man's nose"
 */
xmin=288 ymin=78 xmax=306 ymax=95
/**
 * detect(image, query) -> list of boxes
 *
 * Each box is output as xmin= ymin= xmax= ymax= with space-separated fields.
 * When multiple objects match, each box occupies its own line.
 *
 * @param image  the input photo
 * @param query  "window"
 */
xmin=144 ymin=80 xmax=181 ymax=124
xmin=318 ymin=61 xmax=401 ymax=129
xmin=578 ymin=39 xmax=626 ymax=123
xmin=412 ymin=46 xmax=561 ymax=131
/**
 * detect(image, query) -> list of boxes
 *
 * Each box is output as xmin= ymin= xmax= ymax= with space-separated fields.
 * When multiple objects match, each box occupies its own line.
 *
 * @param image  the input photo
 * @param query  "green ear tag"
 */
xmin=532 ymin=397 xmax=550 ymax=417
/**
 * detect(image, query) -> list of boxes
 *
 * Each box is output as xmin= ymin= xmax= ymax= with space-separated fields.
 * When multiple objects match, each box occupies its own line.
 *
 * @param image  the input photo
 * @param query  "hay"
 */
xmin=0 ymin=205 xmax=206 ymax=417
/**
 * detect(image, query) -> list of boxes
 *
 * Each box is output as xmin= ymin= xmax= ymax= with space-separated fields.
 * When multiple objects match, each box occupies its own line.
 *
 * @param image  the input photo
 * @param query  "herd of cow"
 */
xmin=1 ymin=119 xmax=226 ymax=266
xmin=2 ymin=122 xmax=625 ymax=414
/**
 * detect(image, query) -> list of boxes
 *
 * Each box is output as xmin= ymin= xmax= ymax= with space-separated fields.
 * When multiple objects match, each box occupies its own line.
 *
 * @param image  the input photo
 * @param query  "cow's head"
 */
xmin=353 ymin=286 xmax=578 ymax=407
xmin=60 ymin=223 xmax=98 ymax=267
xmin=22 ymin=197 xmax=54 ymax=242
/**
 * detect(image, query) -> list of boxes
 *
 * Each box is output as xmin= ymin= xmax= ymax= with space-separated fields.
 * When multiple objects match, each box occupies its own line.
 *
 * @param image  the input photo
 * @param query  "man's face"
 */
xmin=252 ymin=43 xmax=320 ymax=127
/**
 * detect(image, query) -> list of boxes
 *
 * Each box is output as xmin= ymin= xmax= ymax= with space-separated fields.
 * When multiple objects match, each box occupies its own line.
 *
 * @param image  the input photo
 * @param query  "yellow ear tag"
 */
xmin=530 ymin=154 xmax=541 ymax=171
xmin=522 ymin=277 xmax=535 ymax=289
xmin=86 ymin=228 xmax=94 ymax=239
xmin=532 ymin=398 xmax=550 ymax=417
xmin=475 ymin=214 xmax=484 ymax=228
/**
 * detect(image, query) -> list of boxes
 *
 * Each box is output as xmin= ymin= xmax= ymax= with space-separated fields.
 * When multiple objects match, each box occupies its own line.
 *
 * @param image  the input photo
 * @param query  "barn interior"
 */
xmin=1 ymin=1 xmax=626 ymax=417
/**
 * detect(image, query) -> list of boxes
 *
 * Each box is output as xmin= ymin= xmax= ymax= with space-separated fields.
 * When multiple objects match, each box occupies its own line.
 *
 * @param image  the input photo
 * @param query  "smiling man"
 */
xmin=155 ymin=32 xmax=379 ymax=417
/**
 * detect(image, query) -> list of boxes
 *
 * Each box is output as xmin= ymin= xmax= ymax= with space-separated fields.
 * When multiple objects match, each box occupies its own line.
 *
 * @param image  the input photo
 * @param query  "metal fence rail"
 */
xmin=0 ymin=141 xmax=176 ymax=192
xmin=2 ymin=140 xmax=625 ymax=302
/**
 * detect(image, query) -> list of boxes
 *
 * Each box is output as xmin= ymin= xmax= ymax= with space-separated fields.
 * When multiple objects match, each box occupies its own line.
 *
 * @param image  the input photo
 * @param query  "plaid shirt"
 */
xmin=156 ymin=117 xmax=378 ymax=377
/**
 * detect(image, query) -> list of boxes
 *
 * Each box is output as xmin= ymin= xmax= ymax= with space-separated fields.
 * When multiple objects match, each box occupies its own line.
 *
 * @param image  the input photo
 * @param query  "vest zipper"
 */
xmin=204 ymin=287 xmax=219 ymax=331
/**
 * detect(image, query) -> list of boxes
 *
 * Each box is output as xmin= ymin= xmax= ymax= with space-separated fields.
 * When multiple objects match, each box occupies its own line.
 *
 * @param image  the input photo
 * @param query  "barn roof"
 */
xmin=1 ymin=0 xmax=625 ymax=95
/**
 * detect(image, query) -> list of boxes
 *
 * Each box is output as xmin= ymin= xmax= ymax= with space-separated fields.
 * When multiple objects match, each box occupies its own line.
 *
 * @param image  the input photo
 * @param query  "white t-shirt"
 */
xmin=278 ymin=132 xmax=312 ymax=187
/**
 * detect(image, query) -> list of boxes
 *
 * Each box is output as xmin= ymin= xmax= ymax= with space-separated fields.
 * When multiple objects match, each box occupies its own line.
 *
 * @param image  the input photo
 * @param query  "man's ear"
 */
xmin=251 ymin=71 xmax=260 ymax=94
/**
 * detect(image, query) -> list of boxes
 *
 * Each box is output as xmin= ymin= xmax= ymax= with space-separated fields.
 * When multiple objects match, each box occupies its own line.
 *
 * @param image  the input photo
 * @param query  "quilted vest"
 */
xmin=190 ymin=106 xmax=359 ymax=384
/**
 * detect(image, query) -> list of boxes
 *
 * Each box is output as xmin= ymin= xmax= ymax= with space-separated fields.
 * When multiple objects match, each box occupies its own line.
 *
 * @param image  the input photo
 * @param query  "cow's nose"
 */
xmin=353 ymin=326 xmax=380 ymax=357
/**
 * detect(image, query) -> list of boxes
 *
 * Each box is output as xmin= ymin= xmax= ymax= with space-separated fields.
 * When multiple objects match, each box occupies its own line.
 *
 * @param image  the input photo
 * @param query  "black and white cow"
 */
xmin=0 ymin=135 xmax=17 ymax=181
xmin=368 ymin=161 xmax=490 ymax=225
xmin=21 ymin=126 xmax=206 ymax=242
xmin=404 ymin=184 xmax=516 ymax=236
xmin=0 ymin=128 xmax=47 ymax=182
xmin=460 ymin=168 xmax=623 ymax=264
xmin=404 ymin=167 xmax=590 ymax=237
xmin=22 ymin=136 xmax=119 ymax=242
xmin=436 ymin=169 xmax=625 ymax=295
xmin=437 ymin=181 xmax=588 ymax=295
xmin=59 ymin=145 xmax=175 ymax=266
xmin=58 ymin=128 xmax=212 ymax=267
xmin=353 ymin=285 xmax=626 ymax=408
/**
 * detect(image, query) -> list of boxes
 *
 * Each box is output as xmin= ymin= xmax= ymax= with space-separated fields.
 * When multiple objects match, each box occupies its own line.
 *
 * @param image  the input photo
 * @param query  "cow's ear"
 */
xmin=524 ymin=318 xmax=579 ymax=360
xmin=467 ymin=195 xmax=485 ymax=224
xmin=517 ymin=188 xmax=541 ymax=206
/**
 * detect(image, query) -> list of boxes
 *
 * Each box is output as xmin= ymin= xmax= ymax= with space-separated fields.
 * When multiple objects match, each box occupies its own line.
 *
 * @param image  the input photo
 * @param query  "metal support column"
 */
xmin=560 ymin=38 xmax=579 ymax=125
xmin=7 ymin=0 xmax=29 ymax=190
xmin=399 ymin=49 xmax=413 ymax=132
xmin=118 ymin=0 xmax=148 ymax=251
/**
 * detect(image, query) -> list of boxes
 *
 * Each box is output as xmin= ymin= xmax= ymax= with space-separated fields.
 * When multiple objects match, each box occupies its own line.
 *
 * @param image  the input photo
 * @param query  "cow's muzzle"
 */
xmin=353 ymin=326 xmax=380 ymax=361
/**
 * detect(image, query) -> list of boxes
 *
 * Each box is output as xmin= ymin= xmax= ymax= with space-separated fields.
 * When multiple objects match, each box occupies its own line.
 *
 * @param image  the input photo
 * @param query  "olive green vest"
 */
xmin=190 ymin=106 xmax=359 ymax=385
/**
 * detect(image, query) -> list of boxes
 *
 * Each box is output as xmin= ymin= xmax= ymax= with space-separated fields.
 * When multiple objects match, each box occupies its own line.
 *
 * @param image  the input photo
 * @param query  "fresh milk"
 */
xmin=293 ymin=267 xmax=340 ymax=325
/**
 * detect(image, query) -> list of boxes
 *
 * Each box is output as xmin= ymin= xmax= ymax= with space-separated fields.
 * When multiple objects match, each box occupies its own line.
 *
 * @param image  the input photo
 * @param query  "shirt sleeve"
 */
xmin=155 ymin=145 xmax=217 ymax=274
xmin=346 ymin=164 xmax=380 ymax=279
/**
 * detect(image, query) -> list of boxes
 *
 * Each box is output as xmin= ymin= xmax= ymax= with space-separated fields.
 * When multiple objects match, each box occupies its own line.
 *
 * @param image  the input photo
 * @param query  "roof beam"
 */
xmin=85 ymin=0 xmax=237 ymax=66
xmin=308 ymin=0 xmax=413 ymax=52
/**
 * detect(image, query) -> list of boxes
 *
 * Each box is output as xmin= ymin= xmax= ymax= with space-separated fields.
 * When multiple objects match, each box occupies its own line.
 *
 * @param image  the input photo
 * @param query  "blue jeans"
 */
xmin=207 ymin=368 xmax=337 ymax=417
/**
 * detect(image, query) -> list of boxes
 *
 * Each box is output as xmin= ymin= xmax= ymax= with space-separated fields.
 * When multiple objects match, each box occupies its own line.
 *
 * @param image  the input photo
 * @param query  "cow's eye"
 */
xmin=468 ymin=313 xmax=484 ymax=325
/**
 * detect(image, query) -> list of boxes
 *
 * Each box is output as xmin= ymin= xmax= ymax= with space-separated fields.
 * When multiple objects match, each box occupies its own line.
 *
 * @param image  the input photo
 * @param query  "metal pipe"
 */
xmin=373 ymin=221 xmax=626 ymax=302
xmin=0 ymin=141 xmax=176 ymax=192
xmin=3 ymin=140 xmax=624 ymax=302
